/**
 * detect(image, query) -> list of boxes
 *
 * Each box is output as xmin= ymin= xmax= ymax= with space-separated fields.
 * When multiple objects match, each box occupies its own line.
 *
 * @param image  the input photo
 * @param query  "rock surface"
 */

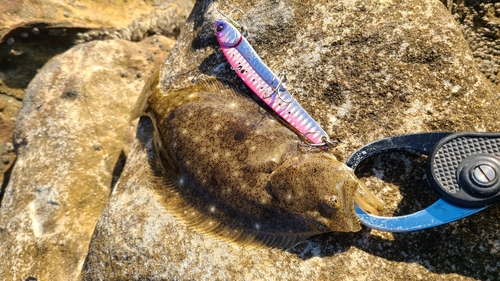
xmin=0 ymin=0 xmax=193 ymax=114
xmin=0 ymin=36 xmax=175 ymax=281
xmin=0 ymin=0 xmax=162 ymax=35
xmin=81 ymin=0 xmax=500 ymax=280
xmin=0 ymin=0 xmax=194 ymax=205
xmin=0 ymin=114 xmax=15 ymax=186
xmin=450 ymin=0 xmax=500 ymax=86
xmin=0 ymin=0 xmax=178 ymax=117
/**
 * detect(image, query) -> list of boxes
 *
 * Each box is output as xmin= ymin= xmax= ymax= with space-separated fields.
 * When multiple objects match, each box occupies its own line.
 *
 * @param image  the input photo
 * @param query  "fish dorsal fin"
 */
xmin=198 ymin=77 xmax=247 ymax=98
xmin=167 ymin=77 xmax=248 ymax=100
xmin=132 ymin=74 xmax=249 ymax=120
xmin=145 ymin=130 xmax=314 ymax=250
xmin=131 ymin=67 xmax=162 ymax=120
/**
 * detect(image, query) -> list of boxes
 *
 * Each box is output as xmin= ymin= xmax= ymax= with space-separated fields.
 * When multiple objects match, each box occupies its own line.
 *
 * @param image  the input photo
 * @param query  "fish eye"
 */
xmin=330 ymin=195 xmax=338 ymax=204
xmin=216 ymin=24 xmax=224 ymax=32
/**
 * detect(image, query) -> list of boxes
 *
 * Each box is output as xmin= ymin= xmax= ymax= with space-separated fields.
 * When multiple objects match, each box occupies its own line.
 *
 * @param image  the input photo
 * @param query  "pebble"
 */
xmin=5 ymin=142 xmax=14 ymax=153
xmin=1 ymin=155 xmax=9 ymax=164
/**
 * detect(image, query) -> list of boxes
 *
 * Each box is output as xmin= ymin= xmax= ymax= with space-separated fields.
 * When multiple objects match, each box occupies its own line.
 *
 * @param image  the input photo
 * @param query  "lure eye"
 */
xmin=216 ymin=24 xmax=224 ymax=32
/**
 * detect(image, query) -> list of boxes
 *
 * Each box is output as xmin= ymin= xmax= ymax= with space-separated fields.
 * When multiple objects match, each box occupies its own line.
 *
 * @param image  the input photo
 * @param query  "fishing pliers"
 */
xmin=346 ymin=132 xmax=500 ymax=232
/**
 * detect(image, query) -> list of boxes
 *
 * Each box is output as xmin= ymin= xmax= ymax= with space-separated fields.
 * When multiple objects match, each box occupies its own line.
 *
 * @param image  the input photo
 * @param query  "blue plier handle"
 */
xmin=346 ymin=132 xmax=500 ymax=232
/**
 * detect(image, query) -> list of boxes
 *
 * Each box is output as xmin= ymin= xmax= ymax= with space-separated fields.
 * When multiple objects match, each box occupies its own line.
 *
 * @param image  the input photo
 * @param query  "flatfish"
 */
xmin=134 ymin=69 xmax=383 ymax=249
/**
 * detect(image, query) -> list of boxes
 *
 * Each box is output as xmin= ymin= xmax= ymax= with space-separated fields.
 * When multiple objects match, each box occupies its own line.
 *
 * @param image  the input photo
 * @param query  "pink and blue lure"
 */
xmin=214 ymin=18 xmax=332 ymax=147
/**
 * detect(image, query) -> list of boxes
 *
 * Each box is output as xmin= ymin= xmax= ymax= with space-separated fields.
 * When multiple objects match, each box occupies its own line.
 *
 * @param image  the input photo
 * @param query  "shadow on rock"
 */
xmin=111 ymin=150 xmax=128 ymax=192
xmin=186 ymin=0 xmax=215 ymax=30
xmin=0 ymin=23 xmax=94 ymax=92
xmin=191 ymin=21 xmax=219 ymax=50
xmin=198 ymin=50 xmax=238 ymax=80
xmin=0 ymin=157 xmax=15 ymax=208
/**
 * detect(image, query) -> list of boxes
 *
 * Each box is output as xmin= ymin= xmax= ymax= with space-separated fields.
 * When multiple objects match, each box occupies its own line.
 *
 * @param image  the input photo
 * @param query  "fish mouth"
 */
xmin=335 ymin=180 xmax=360 ymax=232
xmin=353 ymin=182 xmax=384 ymax=216
xmin=338 ymin=180 xmax=383 ymax=232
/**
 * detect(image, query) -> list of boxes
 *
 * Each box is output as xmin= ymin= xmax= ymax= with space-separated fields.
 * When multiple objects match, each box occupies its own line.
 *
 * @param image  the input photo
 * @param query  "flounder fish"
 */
xmin=134 ymin=69 xmax=383 ymax=249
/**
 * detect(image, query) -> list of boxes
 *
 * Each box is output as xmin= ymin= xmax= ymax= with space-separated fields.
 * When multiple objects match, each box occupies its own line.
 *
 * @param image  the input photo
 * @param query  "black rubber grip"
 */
xmin=427 ymin=133 xmax=500 ymax=208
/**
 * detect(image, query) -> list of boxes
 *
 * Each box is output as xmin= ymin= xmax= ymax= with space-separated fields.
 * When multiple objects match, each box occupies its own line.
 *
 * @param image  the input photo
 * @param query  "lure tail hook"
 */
xmin=299 ymin=135 xmax=337 ymax=152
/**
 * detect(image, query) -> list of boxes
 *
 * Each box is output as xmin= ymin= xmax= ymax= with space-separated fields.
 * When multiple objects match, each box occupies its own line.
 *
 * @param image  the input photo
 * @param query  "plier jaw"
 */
xmin=346 ymin=132 xmax=500 ymax=232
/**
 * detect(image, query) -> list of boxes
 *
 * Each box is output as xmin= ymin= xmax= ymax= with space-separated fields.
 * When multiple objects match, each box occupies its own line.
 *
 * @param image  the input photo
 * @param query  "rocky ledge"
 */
xmin=1 ymin=0 xmax=499 ymax=280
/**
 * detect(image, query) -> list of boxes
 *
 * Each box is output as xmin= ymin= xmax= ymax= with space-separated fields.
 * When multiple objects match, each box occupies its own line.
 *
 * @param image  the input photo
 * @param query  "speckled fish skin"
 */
xmin=137 ymin=71 xmax=383 ymax=249
xmin=214 ymin=19 xmax=331 ymax=146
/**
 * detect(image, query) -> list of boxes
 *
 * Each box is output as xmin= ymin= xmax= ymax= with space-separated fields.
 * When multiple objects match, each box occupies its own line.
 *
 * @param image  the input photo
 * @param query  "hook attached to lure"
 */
xmin=217 ymin=9 xmax=247 ymax=32
xmin=214 ymin=12 xmax=333 ymax=149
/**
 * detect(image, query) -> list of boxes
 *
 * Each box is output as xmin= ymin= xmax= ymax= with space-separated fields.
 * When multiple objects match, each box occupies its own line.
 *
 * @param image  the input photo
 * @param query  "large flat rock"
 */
xmin=81 ymin=0 xmax=500 ymax=280
xmin=0 ymin=36 xmax=174 ymax=281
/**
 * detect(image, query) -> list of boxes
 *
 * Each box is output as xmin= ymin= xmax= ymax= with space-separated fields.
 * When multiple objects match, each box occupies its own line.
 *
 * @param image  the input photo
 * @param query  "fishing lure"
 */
xmin=214 ymin=11 xmax=332 ymax=148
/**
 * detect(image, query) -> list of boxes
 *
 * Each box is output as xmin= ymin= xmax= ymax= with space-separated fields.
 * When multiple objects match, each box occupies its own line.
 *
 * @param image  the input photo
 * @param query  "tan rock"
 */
xmin=0 ymin=113 xmax=15 ymax=185
xmin=0 ymin=0 xmax=193 ymax=189
xmin=0 ymin=36 xmax=174 ymax=281
xmin=81 ymin=0 xmax=500 ymax=280
xmin=0 ymin=0 xmax=165 ymax=34
xmin=0 ymin=0 xmax=194 ymax=101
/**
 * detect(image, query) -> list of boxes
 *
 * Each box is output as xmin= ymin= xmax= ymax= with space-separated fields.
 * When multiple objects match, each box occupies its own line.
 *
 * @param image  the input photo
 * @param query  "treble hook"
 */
xmin=217 ymin=8 xmax=245 ymax=30
xmin=299 ymin=142 xmax=329 ymax=153
xmin=275 ymin=72 xmax=293 ymax=104
xmin=299 ymin=135 xmax=336 ymax=152
xmin=264 ymin=71 xmax=289 ymax=100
